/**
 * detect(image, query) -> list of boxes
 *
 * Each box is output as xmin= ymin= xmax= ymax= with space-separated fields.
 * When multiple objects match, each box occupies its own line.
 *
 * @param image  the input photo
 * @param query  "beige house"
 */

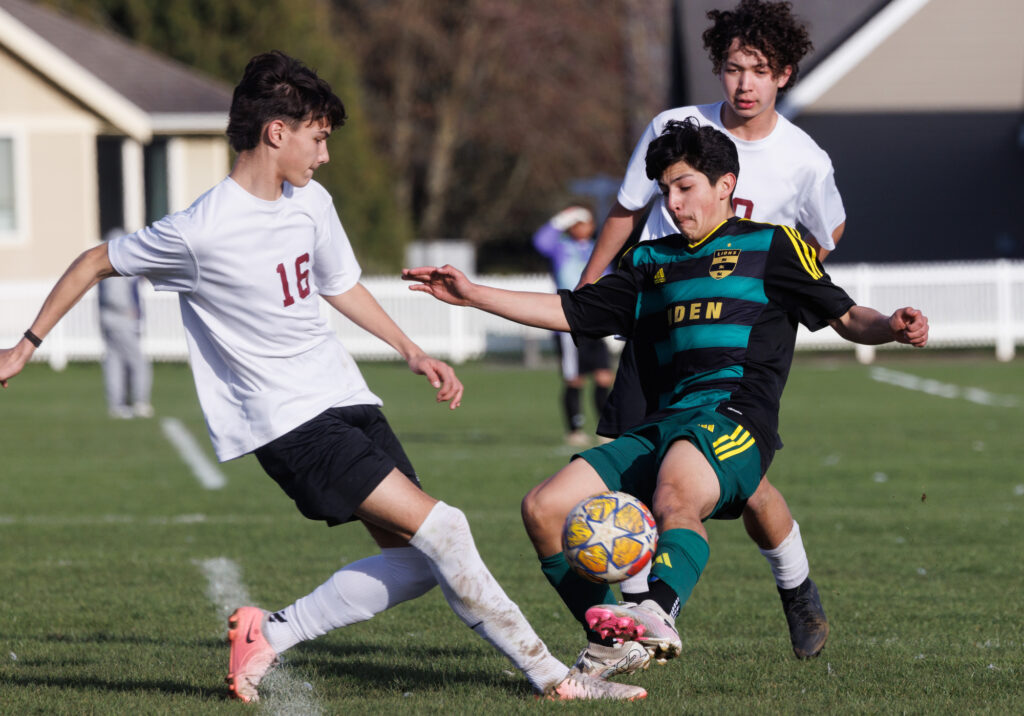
xmin=0 ymin=0 xmax=231 ymax=281
xmin=777 ymin=0 xmax=1024 ymax=263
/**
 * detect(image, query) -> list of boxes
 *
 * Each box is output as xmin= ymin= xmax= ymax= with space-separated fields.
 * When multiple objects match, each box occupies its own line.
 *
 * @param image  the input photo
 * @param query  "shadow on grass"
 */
xmin=0 ymin=673 xmax=228 ymax=701
xmin=31 ymin=632 xmax=223 ymax=649
xmin=289 ymin=640 xmax=536 ymax=697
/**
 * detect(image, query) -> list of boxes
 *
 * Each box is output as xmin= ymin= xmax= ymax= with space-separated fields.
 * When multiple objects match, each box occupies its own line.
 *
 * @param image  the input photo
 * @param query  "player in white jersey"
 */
xmin=0 ymin=51 xmax=646 ymax=704
xmin=616 ymin=102 xmax=844 ymax=252
xmin=573 ymin=0 xmax=842 ymax=673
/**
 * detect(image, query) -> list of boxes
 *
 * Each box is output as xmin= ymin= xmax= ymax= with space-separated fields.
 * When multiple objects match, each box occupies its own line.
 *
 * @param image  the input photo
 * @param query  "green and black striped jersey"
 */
xmin=560 ymin=216 xmax=855 ymax=470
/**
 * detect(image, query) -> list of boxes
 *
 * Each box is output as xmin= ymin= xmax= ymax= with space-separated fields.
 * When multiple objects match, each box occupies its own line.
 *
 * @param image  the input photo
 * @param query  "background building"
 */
xmin=0 ymin=0 xmax=231 ymax=281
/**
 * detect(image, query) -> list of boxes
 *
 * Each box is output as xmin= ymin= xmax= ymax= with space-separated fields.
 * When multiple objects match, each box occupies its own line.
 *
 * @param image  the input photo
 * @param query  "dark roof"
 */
xmin=0 ymin=0 xmax=230 ymax=115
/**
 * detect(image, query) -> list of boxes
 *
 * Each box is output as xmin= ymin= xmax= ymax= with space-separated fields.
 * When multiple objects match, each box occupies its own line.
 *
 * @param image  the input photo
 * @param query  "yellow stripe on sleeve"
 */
xmin=783 ymin=226 xmax=823 ymax=280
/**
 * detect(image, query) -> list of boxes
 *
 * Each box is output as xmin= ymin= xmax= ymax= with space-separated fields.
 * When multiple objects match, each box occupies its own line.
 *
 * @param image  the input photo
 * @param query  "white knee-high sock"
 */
xmin=759 ymin=520 xmax=810 ymax=589
xmin=409 ymin=501 xmax=568 ymax=693
xmin=263 ymin=546 xmax=437 ymax=654
xmin=620 ymin=563 xmax=652 ymax=598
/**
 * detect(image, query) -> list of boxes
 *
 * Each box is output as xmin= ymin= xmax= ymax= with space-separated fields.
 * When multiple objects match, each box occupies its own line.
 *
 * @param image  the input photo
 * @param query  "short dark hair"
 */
xmin=702 ymin=0 xmax=812 ymax=94
xmin=226 ymin=51 xmax=347 ymax=152
xmin=645 ymin=118 xmax=739 ymax=187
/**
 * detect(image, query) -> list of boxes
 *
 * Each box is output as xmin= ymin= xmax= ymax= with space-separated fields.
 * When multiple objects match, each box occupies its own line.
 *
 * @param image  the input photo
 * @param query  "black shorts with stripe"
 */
xmin=254 ymin=405 xmax=419 ymax=526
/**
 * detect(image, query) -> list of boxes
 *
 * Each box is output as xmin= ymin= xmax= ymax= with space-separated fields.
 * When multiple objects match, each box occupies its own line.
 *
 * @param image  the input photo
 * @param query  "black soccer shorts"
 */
xmin=254 ymin=405 xmax=419 ymax=526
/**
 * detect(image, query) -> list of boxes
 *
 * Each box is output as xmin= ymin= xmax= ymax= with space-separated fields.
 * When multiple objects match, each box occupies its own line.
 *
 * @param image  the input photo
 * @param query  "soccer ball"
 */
xmin=562 ymin=491 xmax=658 ymax=584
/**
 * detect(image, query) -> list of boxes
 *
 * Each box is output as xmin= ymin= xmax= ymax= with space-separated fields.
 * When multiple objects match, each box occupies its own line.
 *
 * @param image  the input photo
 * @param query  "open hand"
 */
xmin=402 ymin=265 xmax=475 ymax=306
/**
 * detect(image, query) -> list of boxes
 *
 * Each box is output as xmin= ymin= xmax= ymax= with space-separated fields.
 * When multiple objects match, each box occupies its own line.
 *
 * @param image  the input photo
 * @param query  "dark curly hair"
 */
xmin=702 ymin=0 xmax=813 ymax=94
xmin=226 ymin=51 xmax=347 ymax=152
xmin=645 ymin=118 xmax=739 ymax=189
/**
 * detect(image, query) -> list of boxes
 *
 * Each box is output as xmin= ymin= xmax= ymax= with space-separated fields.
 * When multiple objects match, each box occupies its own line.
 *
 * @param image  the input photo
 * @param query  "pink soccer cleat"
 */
xmin=226 ymin=607 xmax=277 ymax=703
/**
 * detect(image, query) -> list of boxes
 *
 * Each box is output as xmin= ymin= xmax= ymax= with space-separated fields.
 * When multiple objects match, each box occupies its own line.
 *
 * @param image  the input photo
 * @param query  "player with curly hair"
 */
xmin=405 ymin=118 xmax=926 ymax=680
xmin=574 ymin=0 xmax=845 ymax=674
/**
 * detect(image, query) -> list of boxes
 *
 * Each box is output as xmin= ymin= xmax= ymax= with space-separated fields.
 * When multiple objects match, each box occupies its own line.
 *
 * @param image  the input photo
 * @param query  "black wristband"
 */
xmin=23 ymin=329 xmax=42 ymax=347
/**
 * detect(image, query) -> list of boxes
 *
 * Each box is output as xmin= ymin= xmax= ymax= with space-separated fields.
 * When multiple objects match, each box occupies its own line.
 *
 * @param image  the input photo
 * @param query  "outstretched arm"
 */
xmin=575 ymin=202 xmax=642 ymax=289
xmin=402 ymin=265 xmax=570 ymax=332
xmin=0 ymin=243 xmax=118 ymax=388
xmin=322 ymin=283 xmax=463 ymax=409
xmin=828 ymin=305 xmax=929 ymax=347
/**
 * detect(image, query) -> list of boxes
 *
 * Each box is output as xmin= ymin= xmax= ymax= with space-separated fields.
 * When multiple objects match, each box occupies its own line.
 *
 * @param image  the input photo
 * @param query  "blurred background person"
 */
xmin=532 ymin=206 xmax=613 ymax=447
xmin=98 ymin=228 xmax=153 ymax=419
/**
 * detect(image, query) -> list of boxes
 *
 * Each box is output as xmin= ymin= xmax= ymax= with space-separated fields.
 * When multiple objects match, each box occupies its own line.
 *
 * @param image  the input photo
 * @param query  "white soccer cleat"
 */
xmin=586 ymin=599 xmax=682 ymax=663
xmin=572 ymin=640 xmax=651 ymax=679
xmin=543 ymin=670 xmax=647 ymax=700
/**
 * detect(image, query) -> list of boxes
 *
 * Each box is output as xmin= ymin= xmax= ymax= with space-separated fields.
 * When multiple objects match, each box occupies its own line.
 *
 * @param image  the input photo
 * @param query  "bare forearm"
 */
xmin=577 ymin=203 xmax=640 ymax=287
xmin=324 ymin=283 xmax=425 ymax=361
xmin=33 ymin=244 xmax=118 ymax=339
xmin=1 ymin=244 xmax=116 ymax=386
xmin=465 ymin=284 xmax=570 ymax=332
xmin=830 ymin=305 xmax=898 ymax=344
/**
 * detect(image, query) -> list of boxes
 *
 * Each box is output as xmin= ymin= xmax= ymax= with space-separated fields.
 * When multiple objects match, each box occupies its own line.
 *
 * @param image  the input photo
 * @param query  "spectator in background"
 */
xmin=532 ymin=207 xmax=613 ymax=447
xmin=99 ymin=228 xmax=153 ymax=419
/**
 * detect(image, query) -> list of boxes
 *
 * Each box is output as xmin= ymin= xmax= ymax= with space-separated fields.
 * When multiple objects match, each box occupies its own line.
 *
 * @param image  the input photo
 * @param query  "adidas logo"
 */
xmin=699 ymin=423 xmax=715 ymax=433
xmin=655 ymin=553 xmax=672 ymax=568
xmin=654 ymin=268 xmax=666 ymax=284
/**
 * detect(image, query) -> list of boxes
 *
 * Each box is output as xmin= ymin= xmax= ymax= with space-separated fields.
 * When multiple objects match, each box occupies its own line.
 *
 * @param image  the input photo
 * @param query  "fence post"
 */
xmin=995 ymin=259 xmax=1015 ymax=362
xmin=47 ymin=320 xmax=68 ymax=372
xmin=448 ymin=304 xmax=467 ymax=364
xmin=853 ymin=263 xmax=876 ymax=365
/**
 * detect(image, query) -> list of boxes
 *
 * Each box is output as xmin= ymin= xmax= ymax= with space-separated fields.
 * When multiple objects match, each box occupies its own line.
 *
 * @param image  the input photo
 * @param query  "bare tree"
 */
xmin=335 ymin=0 xmax=635 ymax=250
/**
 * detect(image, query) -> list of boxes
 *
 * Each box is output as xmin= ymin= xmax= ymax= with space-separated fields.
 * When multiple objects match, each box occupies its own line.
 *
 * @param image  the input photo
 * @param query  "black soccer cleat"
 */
xmin=779 ymin=578 xmax=829 ymax=659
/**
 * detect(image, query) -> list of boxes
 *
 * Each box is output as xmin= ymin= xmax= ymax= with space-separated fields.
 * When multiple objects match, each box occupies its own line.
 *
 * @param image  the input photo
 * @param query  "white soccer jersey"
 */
xmin=108 ymin=177 xmax=381 ymax=461
xmin=618 ymin=102 xmax=845 ymax=249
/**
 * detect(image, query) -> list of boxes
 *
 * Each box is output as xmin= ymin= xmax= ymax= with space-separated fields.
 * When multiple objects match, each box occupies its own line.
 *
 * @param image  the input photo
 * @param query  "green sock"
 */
xmin=539 ymin=552 xmax=615 ymax=627
xmin=648 ymin=528 xmax=710 ymax=616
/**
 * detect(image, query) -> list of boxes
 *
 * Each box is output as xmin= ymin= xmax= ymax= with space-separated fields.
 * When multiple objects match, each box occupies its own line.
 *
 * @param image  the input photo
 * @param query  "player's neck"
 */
xmin=719 ymin=103 xmax=780 ymax=142
xmin=229 ymin=152 xmax=286 ymax=201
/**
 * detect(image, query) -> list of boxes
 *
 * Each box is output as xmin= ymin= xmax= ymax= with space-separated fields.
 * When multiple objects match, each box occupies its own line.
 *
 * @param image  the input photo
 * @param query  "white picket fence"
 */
xmin=2 ymin=260 xmax=1022 ymax=368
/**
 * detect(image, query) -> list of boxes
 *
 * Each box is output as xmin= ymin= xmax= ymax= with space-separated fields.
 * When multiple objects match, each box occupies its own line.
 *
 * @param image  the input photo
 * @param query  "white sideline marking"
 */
xmin=870 ymin=367 xmax=1020 ymax=408
xmin=160 ymin=417 xmax=227 ymax=489
xmin=0 ymin=513 xmax=277 ymax=527
xmin=195 ymin=557 xmax=323 ymax=715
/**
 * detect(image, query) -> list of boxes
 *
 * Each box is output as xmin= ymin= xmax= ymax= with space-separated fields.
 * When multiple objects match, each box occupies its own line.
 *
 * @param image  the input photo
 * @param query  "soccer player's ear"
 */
xmin=775 ymin=65 xmax=794 ymax=90
xmin=718 ymin=173 xmax=737 ymax=201
xmin=264 ymin=119 xmax=287 ymax=148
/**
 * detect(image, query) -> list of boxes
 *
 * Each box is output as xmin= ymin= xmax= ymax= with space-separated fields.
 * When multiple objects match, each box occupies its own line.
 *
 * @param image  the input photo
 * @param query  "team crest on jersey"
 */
xmin=710 ymin=249 xmax=741 ymax=279
xmin=653 ymin=268 xmax=666 ymax=285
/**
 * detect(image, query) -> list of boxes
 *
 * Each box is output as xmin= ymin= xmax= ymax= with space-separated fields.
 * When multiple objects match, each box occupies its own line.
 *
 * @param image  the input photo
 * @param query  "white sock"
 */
xmin=759 ymin=520 xmax=810 ymax=590
xmin=262 ymin=546 xmax=437 ymax=654
xmin=619 ymin=563 xmax=651 ymax=598
xmin=409 ymin=501 xmax=569 ymax=693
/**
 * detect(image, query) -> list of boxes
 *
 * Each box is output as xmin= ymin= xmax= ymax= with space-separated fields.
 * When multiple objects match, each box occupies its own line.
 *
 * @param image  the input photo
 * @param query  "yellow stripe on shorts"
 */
xmin=713 ymin=424 xmax=756 ymax=461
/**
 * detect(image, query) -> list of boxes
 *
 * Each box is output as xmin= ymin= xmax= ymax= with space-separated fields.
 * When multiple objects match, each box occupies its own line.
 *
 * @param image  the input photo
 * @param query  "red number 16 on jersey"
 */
xmin=276 ymin=253 xmax=311 ymax=307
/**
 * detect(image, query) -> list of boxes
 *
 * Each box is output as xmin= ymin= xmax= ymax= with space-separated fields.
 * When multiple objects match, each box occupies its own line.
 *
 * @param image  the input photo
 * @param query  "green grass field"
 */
xmin=1 ymin=353 xmax=1022 ymax=714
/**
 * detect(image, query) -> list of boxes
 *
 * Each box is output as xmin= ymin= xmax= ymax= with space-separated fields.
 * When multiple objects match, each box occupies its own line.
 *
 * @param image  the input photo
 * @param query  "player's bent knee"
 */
xmin=521 ymin=485 xmax=565 ymax=544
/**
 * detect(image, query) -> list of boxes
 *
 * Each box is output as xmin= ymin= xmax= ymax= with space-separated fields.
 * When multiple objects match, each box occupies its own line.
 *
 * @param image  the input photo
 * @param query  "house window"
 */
xmin=0 ymin=137 xmax=16 ymax=233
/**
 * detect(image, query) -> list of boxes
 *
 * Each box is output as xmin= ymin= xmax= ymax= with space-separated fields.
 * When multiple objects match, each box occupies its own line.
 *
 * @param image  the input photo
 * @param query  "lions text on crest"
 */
xmin=710 ymin=249 xmax=741 ymax=279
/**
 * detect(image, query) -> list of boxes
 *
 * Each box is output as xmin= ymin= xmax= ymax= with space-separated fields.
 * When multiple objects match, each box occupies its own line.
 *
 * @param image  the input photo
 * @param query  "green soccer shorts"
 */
xmin=576 ymin=406 xmax=763 ymax=520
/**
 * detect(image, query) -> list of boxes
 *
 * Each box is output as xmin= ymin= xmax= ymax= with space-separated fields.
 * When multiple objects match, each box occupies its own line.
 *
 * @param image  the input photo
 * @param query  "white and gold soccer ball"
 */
xmin=562 ymin=491 xmax=658 ymax=584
